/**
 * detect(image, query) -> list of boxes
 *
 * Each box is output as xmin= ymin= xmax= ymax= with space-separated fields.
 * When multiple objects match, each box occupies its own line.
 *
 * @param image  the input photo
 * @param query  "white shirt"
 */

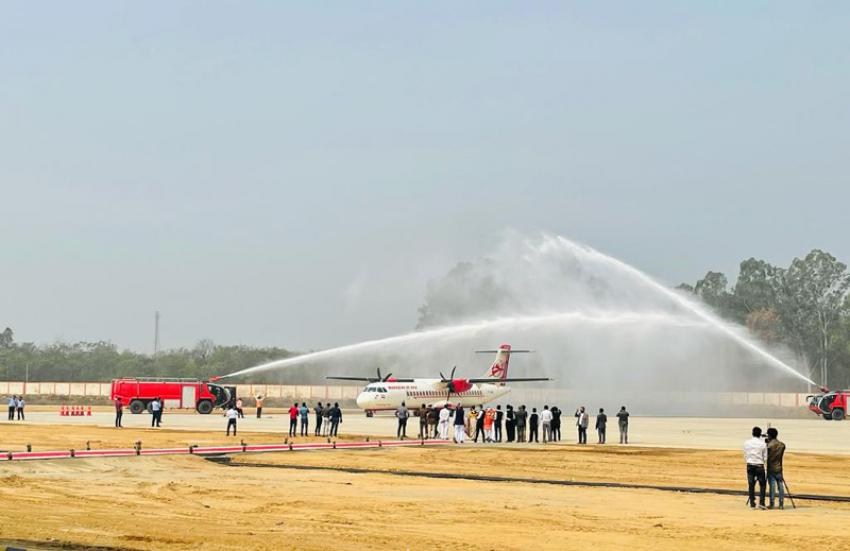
xmin=439 ymin=408 xmax=450 ymax=422
xmin=227 ymin=408 xmax=238 ymax=419
xmin=743 ymin=437 xmax=767 ymax=465
xmin=540 ymin=409 xmax=553 ymax=423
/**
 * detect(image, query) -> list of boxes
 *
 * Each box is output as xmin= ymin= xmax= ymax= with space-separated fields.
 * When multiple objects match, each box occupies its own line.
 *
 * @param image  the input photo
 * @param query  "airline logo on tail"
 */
xmin=485 ymin=344 xmax=512 ymax=382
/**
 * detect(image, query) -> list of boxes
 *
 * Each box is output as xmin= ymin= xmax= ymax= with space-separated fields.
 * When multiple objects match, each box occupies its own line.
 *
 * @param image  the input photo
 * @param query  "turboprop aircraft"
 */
xmin=327 ymin=344 xmax=549 ymax=415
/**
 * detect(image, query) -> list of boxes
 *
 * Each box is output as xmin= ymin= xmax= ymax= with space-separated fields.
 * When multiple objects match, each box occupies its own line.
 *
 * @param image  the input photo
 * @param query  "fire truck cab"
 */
xmin=110 ymin=378 xmax=232 ymax=415
xmin=807 ymin=389 xmax=848 ymax=421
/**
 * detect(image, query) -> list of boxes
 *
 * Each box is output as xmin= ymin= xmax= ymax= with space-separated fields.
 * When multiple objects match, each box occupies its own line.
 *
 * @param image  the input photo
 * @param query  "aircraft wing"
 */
xmin=325 ymin=376 xmax=417 ymax=383
xmin=465 ymin=377 xmax=550 ymax=384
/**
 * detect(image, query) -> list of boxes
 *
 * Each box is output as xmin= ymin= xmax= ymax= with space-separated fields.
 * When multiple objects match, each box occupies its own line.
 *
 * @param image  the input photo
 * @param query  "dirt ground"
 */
xmin=2 ymin=421 xmax=850 ymax=550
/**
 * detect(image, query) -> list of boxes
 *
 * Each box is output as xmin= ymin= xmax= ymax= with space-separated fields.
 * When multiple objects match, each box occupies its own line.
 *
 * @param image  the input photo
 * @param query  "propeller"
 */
xmin=440 ymin=366 xmax=459 ymax=406
xmin=375 ymin=368 xmax=393 ymax=382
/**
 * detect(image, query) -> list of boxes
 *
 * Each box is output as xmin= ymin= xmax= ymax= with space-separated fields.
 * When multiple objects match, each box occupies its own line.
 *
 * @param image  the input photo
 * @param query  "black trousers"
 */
xmin=747 ymin=464 xmax=766 ymax=507
xmin=16 ymin=407 xmax=23 ymax=420
xmin=330 ymin=419 xmax=340 ymax=436
xmin=529 ymin=425 xmax=539 ymax=443
xmin=115 ymin=411 xmax=123 ymax=427
xmin=506 ymin=421 xmax=515 ymax=442
xmin=227 ymin=418 xmax=237 ymax=435
xmin=8 ymin=406 xmax=15 ymax=420
xmin=398 ymin=418 xmax=408 ymax=438
xmin=578 ymin=426 xmax=587 ymax=444
xmin=315 ymin=417 xmax=322 ymax=435
xmin=151 ymin=411 xmax=161 ymax=427
xmin=237 ymin=408 xmax=244 ymax=418
xmin=289 ymin=418 xmax=297 ymax=436
xmin=597 ymin=427 xmax=606 ymax=443
xmin=300 ymin=419 xmax=308 ymax=436
xmin=474 ymin=424 xmax=485 ymax=442
xmin=494 ymin=422 xmax=502 ymax=442
xmin=256 ymin=407 xmax=262 ymax=418
xmin=552 ymin=424 xmax=560 ymax=441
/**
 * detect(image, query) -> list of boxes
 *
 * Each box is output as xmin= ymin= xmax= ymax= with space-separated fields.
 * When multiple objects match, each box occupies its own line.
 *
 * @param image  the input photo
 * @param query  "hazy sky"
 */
xmin=2 ymin=2 xmax=848 ymax=353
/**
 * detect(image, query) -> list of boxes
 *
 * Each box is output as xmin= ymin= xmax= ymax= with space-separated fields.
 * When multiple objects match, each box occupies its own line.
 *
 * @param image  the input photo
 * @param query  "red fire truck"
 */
xmin=807 ymin=388 xmax=848 ymax=420
xmin=110 ymin=378 xmax=232 ymax=414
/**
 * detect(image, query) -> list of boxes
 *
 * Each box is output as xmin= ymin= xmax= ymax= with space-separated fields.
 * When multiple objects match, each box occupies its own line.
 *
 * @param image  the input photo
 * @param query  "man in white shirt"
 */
xmin=540 ymin=405 xmax=553 ymax=443
xmin=226 ymin=406 xmax=238 ymax=436
xmin=438 ymin=407 xmax=451 ymax=440
xmin=743 ymin=426 xmax=768 ymax=509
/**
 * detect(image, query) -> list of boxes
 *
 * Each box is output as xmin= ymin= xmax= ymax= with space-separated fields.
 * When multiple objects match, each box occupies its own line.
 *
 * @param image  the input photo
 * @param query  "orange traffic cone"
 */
xmin=86 ymin=406 xmax=92 ymax=416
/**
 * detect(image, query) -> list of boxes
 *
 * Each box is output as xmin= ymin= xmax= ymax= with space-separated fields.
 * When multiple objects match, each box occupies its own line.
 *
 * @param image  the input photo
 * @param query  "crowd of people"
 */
xmin=391 ymin=401 xmax=632 ymax=445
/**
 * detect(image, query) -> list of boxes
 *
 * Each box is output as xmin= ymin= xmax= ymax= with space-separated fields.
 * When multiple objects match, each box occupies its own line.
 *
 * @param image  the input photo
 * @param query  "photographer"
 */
xmin=766 ymin=428 xmax=786 ymax=510
xmin=743 ymin=426 xmax=767 ymax=509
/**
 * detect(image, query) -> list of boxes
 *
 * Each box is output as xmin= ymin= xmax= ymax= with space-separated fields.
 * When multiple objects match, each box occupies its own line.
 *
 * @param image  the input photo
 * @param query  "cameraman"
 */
xmin=743 ymin=426 xmax=767 ymax=509
xmin=766 ymin=427 xmax=786 ymax=510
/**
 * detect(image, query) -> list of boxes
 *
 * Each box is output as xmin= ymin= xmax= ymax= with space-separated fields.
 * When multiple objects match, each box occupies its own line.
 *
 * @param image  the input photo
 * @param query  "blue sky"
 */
xmin=1 ymin=2 xmax=848 ymax=352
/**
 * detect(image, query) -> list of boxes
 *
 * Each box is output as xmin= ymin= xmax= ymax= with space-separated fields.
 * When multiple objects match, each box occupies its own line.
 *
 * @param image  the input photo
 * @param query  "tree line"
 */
xmin=679 ymin=249 xmax=850 ymax=388
xmin=0 ymin=334 xmax=301 ymax=383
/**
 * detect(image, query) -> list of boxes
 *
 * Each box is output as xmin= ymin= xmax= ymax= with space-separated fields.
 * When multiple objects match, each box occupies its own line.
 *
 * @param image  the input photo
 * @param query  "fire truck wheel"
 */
xmin=823 ymin=413 xmax=834 ymax=421
xmin=129 ymin=400 xmax=146 ymax=415
xmin=196 ymin=400 xmax=213 ymax=415
xmin=832 ymin=408 xmax=845 ymax=421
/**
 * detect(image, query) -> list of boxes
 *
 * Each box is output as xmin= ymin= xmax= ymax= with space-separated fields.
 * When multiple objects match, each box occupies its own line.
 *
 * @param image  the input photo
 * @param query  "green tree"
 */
xmin=781 ymin=250 xmax=850 ymax=386
xmin=0 ymin=327 xmax=13 ymax=348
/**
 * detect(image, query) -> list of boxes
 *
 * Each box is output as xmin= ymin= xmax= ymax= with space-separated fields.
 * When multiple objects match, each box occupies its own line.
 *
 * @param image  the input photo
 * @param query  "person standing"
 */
xmin=288 ymin=402 xmax=298 ymax=437
xmin=235 ymin=397 xmax=244 ymax=419
xmin=114 ymin=397 xmax=123 ymax=428
xmin=396 ymin=402 xmax=409 ymax=439
xmin=323 ymin=403 xmax=332 ymax=436
xmin=418 ymin=404 xmax=428 ymax=439
xmin=314 ymin=402 xmax=324 ymax=436
xmin=7 ymin=396 xmax=15 ymax=421
xmin=16 ymin=396 xmax=24 ymax=421
xmin=505 ymin=405 xmax=516 ymax=442
xmin=226 ymin=405 xmax=238 ymax=436
xmin=744 ymin=426 xmax=768 ymax=509
xmin=540 ymin=405 xmax=553 ymax=443
xmin=766 ymin=427 xmax=786 ymax=510
xmin=494 ymin=405 xmax=504 ymax=442
xmin=299 ymin=402 xmax=309 ymax=437
xmin=438 ymin=406 xmax=450 ymax=440
xmin=595 ymin=408 xmax=607 ymax=444
xmin=474 ymin=406 xmax=486 ymax=443
xmin=484 ymin=407 xmax=496 ymax=442
xmin=528 ymin=408 xmax=540 ymax=443
xmin=255 ymin=395 xmax=264 ymax=419
xmin=515 ymin=405 xmax=528 ymax=443
xmin=150 ymin=397 xmax=162 ymax=428
xmin=616 ymin=406 xmax=630 ymax=444
xmin=329 ymin=402 xmax=342 ymax=437
xmin=427 ymin=406 xmax=438 ymax=438
xmin=575 ymin=406 xmax=588 ymax=444
xmin=453 ymin=404 xmax=466 ymax=444
xmin=551 ymin=406 xmax=561 ymax=442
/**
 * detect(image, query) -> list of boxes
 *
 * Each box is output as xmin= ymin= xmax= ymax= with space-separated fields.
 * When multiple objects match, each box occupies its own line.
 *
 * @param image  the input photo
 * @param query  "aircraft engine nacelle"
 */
xmin=448 ymin=379 xmax=473 ymax=394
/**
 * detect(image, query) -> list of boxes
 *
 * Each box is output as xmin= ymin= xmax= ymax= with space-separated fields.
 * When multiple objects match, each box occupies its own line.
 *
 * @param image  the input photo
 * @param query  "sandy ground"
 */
xmin=2 ymin=416 xmax=850 ymax=550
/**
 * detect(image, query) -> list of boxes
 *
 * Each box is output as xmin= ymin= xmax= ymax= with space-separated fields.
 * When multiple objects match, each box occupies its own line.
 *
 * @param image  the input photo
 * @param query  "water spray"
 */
xmin=221 ymin=233 xmax=814 ymax=387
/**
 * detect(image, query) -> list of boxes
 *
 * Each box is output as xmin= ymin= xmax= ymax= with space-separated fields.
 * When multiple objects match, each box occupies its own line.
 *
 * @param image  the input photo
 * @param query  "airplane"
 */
xmin=327 ymin=344 xmax=549 ymax=416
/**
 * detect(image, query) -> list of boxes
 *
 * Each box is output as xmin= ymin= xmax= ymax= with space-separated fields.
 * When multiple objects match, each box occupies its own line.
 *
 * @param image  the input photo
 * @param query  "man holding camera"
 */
xmin=743 ymin=426 xmax=767 ymax=509
xmin=766 ymin=427 xmax=786 ymax=510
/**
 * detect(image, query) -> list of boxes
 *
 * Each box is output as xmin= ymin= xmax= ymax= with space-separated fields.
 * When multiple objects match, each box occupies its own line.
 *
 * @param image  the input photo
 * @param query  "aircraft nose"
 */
xmin=356 ymin=393 xmax=369 ymax=408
